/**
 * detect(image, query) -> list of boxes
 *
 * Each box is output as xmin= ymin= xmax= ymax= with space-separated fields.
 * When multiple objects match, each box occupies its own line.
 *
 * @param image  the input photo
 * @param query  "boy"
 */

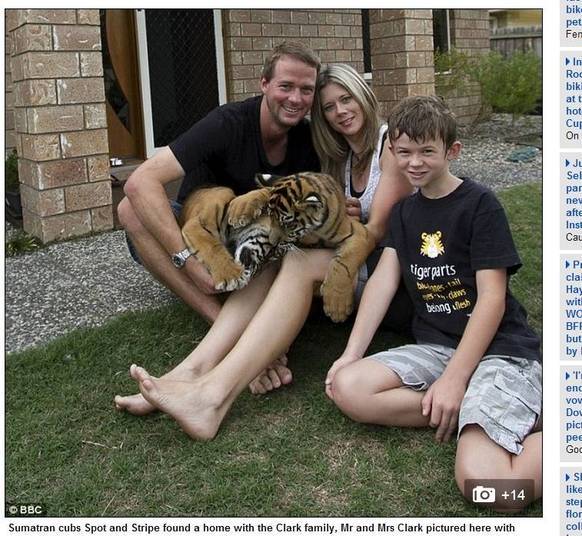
xmin=324 ymin=96 xmax=542 ymax=511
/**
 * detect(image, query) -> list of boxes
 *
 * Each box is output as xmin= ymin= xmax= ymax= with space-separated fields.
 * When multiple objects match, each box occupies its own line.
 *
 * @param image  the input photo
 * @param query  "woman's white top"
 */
xmin=343 ymin=123 xmax=388 ymax=224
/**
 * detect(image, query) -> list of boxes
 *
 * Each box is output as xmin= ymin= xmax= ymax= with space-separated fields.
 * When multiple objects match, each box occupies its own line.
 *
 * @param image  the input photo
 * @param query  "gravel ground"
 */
xmin=5 ymin=114 xmax=542 ymax=354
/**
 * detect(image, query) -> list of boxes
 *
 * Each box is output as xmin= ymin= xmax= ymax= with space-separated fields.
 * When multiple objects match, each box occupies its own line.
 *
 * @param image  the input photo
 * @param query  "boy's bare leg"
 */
xmin=330 ymin=359 xmax=430 ymax=427
xmin=128 ymin=249 xmax=334 ymax=439
xmin=114 ymin=263 xmax=279 ymax=414
xmin=455 ymin=425 xmax=542 ymax=512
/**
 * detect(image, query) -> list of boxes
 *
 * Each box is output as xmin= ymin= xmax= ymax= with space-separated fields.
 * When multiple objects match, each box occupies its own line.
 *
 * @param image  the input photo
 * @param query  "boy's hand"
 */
xmin=421 ymin=374 xmax=467 ymax=443
xmin=325 ymin=353 xmax=360 ymax=400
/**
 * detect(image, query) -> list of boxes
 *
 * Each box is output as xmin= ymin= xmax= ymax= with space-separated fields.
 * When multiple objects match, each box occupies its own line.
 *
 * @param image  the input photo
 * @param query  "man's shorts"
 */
xmin=126 ymin=200 xmax=183 ymax=264
xmin=366 ymin=343 xmax=542 ymax=455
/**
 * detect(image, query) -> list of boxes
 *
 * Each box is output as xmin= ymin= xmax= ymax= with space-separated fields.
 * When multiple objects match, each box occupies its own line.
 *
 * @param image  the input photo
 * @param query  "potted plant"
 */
xmin=5 ymin=150 xmax=22 ymax=219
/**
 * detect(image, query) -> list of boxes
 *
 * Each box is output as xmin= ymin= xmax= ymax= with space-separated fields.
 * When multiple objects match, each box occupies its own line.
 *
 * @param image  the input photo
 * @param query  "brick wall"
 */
xmin=436 ymin=9 xmax=490 ymax=124
xmin=222 ymin=9 xmax=364 ymax=101
xmin=5 ymin=25 xmax=16 ymax=155
xmin=7 ymin=9 xmax=113 ymax=243
xmin=368 ymin=9 xmax=436 ymax=119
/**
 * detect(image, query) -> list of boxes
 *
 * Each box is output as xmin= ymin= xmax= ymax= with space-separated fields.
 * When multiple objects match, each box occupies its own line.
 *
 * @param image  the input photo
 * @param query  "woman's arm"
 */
xmin=365 ymin=138 xmax=413 ymax=244
xmin=325 ymin=247 xmax=401 ymax=397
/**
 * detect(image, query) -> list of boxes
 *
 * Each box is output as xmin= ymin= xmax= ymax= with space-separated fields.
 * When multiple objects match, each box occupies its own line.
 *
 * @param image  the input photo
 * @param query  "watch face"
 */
xmin=172 ymin=254 xmax=185 ymax=268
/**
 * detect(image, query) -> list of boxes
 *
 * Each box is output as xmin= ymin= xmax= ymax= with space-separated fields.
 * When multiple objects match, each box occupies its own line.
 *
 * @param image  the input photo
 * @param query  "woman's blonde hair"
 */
xmin=311 ymin=63 xmax=380 ymax=184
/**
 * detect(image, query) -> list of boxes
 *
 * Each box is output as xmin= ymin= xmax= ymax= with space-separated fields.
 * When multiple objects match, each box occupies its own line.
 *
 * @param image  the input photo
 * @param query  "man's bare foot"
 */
xmin=249 ymin=354 xmax=293 ymax=395
xmin=114 ymin=364 xmax=200 ymax=416
xmin=129 ymin=364 xmax=227 ymax=440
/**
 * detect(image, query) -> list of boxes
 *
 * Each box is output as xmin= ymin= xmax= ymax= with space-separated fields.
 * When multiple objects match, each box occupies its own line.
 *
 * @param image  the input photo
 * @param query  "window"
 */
xmin=362 ymin=9 xmax=372 ymax=75
xmin=433 ymin=9 xmax=452 ymax=54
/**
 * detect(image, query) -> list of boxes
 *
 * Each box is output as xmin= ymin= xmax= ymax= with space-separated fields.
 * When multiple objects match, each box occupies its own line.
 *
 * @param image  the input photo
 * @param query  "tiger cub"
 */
xmin=180 ymin=172 xmax=375 ymax=322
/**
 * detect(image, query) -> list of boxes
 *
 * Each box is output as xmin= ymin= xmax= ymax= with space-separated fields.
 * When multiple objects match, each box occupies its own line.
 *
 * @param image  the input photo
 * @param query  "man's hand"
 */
xmin=325 ymin=353 xmax=360 ymax=400
xmin=184 ymin=257 xmax=221 ymax=295
xmin=421 ymin=374 xmax=467 ymax=443
xmin=345 ymin=197 xmax=362 ymax=220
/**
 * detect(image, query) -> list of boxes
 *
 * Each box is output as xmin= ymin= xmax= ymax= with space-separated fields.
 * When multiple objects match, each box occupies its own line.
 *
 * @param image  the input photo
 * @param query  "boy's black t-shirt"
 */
xmin=169 ymin=96 xmax=321 ymax=203
xmin=385 ymin=178 xmax=541 ymax=361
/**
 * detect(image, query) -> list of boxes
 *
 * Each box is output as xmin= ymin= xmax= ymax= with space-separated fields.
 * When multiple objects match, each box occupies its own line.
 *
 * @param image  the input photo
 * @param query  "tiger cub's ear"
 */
xmin=255 ymin=173 xmax=283 ymax=187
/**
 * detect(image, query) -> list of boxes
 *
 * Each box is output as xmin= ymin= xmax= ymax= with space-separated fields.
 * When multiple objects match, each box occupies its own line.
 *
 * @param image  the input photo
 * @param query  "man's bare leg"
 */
xmin=114 ymin=263 xmax=279 ymax=414
xmin=127 ymin=249 xmax=334 ymax=439
xmin=118 ymin=197 xmax=221 ymax=323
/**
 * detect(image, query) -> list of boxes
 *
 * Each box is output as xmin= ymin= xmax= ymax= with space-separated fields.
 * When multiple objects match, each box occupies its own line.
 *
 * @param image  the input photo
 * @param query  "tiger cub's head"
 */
xmin=256 ymin=173 xmax=334 ymax=240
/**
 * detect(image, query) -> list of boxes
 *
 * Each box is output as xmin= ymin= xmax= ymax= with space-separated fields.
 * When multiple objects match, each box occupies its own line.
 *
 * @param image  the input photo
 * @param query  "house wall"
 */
xmin=435 ymin=9 xmax=490 ymax=124
xmin=6 ymin=9 xmax=113 ymax=243
xmin=222 ymin=9 xmax=364 ymax=102
xmin=5 ymin=25 xmax=16 ymax=155
xmin=5 ymin=8 xmax=490 ymax=243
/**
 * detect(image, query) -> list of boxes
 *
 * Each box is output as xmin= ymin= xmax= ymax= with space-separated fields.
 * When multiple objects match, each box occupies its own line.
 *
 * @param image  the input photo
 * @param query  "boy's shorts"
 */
xmin=367 ymin=343 xmax=542 ymax=455
xmin=126 ymin=200 xmax=183 ymax=265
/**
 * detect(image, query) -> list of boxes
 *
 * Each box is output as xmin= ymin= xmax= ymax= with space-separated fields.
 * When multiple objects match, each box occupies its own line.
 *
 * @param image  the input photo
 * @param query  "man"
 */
xmin=115 ymin=43 xmax=320 ymax=411
xmin=118 ymin=42 xmax=321 ymax=324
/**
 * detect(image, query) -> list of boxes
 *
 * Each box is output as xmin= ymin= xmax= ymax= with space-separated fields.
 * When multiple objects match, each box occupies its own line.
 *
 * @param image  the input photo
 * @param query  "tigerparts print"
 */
xmin=410 ymin=231 xmax=471 ymax=315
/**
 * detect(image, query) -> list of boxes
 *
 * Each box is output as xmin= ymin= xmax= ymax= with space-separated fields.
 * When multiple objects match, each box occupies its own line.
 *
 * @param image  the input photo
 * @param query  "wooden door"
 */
xmin=101 ymin=9 xmax=145 ymax=160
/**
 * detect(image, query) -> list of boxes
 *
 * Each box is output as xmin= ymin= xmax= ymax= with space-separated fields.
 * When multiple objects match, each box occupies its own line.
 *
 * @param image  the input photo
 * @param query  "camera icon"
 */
xmin=472 ymin=485 xmax=496 ymax=503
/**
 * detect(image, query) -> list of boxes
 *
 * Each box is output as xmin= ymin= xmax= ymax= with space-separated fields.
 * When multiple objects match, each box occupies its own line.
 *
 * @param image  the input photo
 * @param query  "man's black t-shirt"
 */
xmin=385 ymin=178 xmax=541 ymax=361
xmin=169 ymin=96 xmax=321 ymax=203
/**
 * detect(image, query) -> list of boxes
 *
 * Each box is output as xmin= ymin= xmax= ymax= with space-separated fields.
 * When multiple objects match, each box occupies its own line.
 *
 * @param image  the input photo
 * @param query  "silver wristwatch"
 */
xmin=171 ymin=248 xmax=192 ymax=269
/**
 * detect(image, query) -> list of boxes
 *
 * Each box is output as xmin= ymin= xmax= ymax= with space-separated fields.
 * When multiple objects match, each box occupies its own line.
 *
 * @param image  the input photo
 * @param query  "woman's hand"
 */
xmin=345 ymin=197 xmax=362 ymax=220
xmin=325 ymin=353 xmax=360 ymax=400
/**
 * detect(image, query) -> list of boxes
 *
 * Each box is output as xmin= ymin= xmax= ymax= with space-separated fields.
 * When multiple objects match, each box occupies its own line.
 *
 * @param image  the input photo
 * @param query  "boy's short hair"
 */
xmin=261 ymin=41 xmax=321 ymax=81
xmin=388 ymin=95 xmax=458 ymax=150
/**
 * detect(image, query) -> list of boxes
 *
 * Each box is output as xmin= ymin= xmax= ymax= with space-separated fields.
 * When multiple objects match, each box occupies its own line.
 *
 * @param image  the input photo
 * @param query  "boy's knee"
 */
xmin=332 ymin=367 xmax=368 ymax=423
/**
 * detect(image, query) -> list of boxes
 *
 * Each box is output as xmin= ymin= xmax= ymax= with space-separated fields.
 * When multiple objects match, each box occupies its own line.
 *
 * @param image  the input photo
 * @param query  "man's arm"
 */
xmin=421 ymin=268 xmax=507 ymax=442
xmin=123 ymin=146 xmax=216 ymax=294
xmin=325 ymin=247 xmax=401 ymax=398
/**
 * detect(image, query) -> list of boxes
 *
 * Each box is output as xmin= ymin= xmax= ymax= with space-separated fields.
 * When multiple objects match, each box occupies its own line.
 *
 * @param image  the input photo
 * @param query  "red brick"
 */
xmin=20 ymin=183 xmax=65 ymax=216
xmin=57 ymin=77 xmax=105 ymax=104
xmin=53 ymin=25 xmax=101 ymax=51
xmin=84 ymin=103 xmax=107 ymax=129
xmin=23 ymin=51 xmax=80 ymax=79
xmin=21 ymin=133 xmax=61 ymax=160
xmin=27 ymin=105 xmax=84 ymax=134
xmin=14 ymin=79 xmax=57 ymax=106
xmin=65 ymin=180 xmax=111 ymax=211
xmin=87 ymin=155 xmax=110 ymax=182
xmin=21 ymin=9 xmax=77 ymax=25
xmin=76 ymin=9 xmax=100 ymax=25
xmin=12 ymin=24 xmax=52 ymax=54
xmin=60 ymin=129 xmax=108 ymax=158
xmin=40 ymin=210 xmax=92 ymax=242
xmin=37 ymin=158 xmax=88 ymax=189
xmin=80 ymin=52 xmax=103 ymax=77
xmin=91 ymin=206 xmax=114 ymax=232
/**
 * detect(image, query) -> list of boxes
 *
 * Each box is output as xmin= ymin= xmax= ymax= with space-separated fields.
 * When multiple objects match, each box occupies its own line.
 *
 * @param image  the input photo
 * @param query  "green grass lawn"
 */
xmin=5 ymin=182 xmax=542 ymax=518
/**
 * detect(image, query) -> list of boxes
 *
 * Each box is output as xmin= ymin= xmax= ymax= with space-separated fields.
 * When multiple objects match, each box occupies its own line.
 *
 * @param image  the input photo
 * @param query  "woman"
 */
xmin=114 ymin=64 xmax=412 ymax=438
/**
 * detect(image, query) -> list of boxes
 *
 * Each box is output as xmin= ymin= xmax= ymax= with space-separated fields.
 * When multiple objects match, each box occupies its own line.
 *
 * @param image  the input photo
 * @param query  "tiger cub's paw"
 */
xmin=211 ymin=261 xmax=246 ymax=292
xmin=320 ymin=279 xmax=354 ymax=323
xmin=227 ymin=193 xmax=267 ymax=228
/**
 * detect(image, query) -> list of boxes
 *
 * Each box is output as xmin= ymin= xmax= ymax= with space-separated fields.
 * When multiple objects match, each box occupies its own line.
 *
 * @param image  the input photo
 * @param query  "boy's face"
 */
xmin=391 ymin=133 xmax=461 ymax=192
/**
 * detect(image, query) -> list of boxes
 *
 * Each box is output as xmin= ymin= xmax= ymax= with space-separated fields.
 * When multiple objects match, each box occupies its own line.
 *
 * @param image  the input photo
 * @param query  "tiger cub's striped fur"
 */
xmin=180 ymin=172 xmax=375 ymax=321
